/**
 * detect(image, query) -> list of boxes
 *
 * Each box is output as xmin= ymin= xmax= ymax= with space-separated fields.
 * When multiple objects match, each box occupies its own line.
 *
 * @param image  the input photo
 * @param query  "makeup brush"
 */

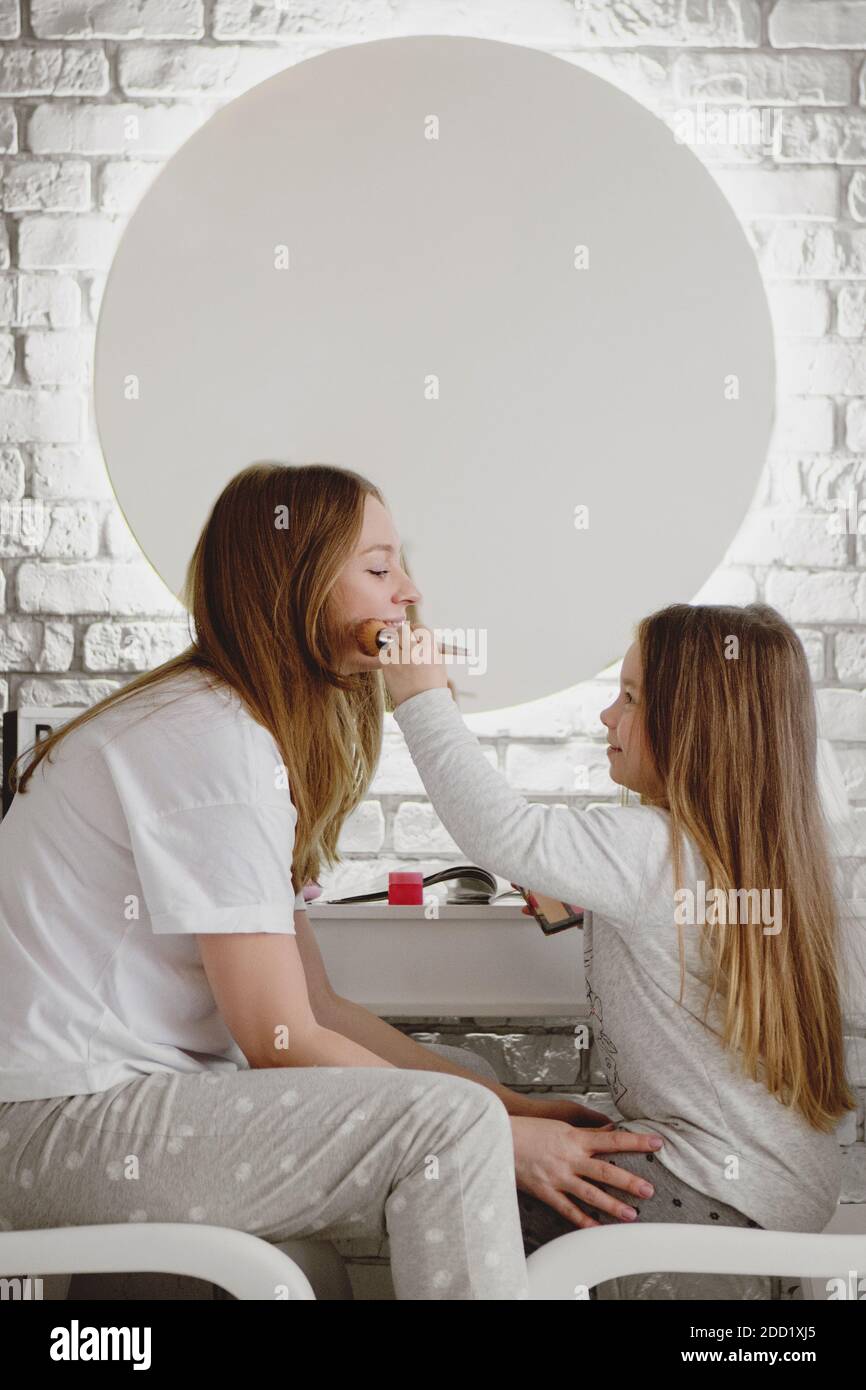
xmin=353 ymin=618 xmax=468 ymax=658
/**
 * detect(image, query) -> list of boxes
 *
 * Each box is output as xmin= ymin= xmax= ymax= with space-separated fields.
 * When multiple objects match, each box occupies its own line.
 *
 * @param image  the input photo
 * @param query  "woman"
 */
xmin=0 ymin=462 xmax=662 ymax=1302
xmin=381 ymin=586 xmax=857 ymax=1300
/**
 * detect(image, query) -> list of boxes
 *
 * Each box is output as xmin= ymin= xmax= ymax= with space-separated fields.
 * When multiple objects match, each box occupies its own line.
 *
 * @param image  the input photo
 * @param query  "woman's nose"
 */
xmin=399 ymin=577 xmax=422 ymax=606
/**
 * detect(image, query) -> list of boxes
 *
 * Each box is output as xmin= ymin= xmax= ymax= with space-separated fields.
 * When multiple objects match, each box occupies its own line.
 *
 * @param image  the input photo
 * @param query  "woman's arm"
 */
xmin=290 ymin=906 xmax=342 ymax=1018
xmin=293 ymin=907 xmax=555 ymax=1114
xmin=196 ymin=929 xmax=396 ymax=1069
xmin=198 ymin=923 xmax=664 ymax=1221
xmin=317 ymin=989 xmax=551 ymax=1115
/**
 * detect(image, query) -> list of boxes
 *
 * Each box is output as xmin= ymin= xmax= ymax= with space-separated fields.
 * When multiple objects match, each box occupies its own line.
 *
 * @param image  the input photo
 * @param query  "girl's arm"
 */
xmin=392 ymin=686 xmax=660 ymax=926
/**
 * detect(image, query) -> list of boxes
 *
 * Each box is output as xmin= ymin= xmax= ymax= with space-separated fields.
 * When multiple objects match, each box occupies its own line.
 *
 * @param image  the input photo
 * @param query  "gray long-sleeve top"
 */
xmin=393 ymin=686 xmax=843 ymax=1233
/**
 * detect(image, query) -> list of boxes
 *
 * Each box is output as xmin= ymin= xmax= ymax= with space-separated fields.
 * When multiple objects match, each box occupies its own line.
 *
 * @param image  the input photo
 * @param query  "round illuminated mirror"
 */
xmin=94 ymin=35 xmax=774 ymax=713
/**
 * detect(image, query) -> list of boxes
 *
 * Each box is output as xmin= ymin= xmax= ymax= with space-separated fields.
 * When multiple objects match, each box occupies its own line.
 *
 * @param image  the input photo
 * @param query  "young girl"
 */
xmin=0 ymin=462 xmax=663 ymax=1302
xmin=382 ymin=598 xmax=857 ymax=1300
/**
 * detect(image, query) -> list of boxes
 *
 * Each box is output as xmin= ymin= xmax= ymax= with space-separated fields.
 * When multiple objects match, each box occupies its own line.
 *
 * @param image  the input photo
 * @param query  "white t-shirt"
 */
xmin=0 ymin=668 xmax=305 ymax=1101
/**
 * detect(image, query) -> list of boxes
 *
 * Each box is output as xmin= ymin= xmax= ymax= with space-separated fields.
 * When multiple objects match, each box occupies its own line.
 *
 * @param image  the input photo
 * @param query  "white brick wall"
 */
xmin=0 ymin=2 xmax=863 ymax=1243
xmin=0 ymin=0 xmax=862 ymax=914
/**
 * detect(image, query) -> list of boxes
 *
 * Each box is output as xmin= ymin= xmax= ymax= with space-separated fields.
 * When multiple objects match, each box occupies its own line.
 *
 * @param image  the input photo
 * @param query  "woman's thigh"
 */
xmin=0 ymin=1062 xmax=504 ymax=1247
xmin=518 ymin=1138 xmax=773 ymax=1301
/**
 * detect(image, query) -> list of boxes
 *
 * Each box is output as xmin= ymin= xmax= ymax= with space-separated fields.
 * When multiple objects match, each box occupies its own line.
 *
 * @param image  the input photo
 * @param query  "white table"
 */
xmin=304 ymin=898 xmax=587 ymax=1017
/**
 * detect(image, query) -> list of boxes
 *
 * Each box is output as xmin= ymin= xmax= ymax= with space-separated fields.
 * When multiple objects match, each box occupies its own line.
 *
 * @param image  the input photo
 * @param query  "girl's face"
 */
xmin=330 ymin=495 xmax=422 ymax=674
xmin=600 ymin=642 xmax=664 ymax=799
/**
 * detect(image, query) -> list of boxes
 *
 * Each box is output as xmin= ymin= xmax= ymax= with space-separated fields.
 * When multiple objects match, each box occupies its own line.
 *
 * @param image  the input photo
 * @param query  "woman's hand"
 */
xmin=378 ymin=621 xmax=449 ymax=708
xmin=516 ymin=1094 xmax=617 ymax=1126
xmin=510 ymin=1116 xmax=663 ymax=1228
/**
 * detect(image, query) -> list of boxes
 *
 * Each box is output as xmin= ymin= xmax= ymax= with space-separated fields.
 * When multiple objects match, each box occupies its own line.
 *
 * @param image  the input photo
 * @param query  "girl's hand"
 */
xmin=510 ymin=1116 xmax=663 ymax=1228
xmin=512 ymin=880 xmax=538 ymax=916
xmin=378 ymin=621 xmax=449 ymax=708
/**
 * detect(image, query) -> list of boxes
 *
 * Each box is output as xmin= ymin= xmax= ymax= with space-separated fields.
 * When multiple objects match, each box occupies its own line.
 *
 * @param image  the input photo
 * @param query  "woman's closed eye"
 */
xmin=368 ymin=570 xmax=389 ymax=578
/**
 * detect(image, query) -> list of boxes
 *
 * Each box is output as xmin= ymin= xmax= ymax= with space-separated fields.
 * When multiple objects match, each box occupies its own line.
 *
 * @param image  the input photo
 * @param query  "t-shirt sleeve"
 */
xmin=392 ymin=686 xmax=664 ymax=928
xmin=130 ymin=802 xmax=300 ymax=935
xmin=105 ymin=704 xmax=301 ymax=936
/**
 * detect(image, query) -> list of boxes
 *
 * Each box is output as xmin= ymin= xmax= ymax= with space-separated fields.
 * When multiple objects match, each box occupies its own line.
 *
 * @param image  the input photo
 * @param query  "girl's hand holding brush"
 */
xmin=355 ymin=619 xmax=449 ymax=707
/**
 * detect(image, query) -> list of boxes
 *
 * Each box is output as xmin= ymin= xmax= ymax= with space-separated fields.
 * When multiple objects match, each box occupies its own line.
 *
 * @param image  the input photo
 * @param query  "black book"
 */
xmin=325 ymin=864 xmax=504 ymax=904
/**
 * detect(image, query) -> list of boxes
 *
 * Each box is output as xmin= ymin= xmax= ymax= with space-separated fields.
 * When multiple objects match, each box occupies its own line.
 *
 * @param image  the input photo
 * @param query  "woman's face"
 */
xmin=330 ymin=495 xmax=422 ymax=674
xmin=600 ymin=641 xmax=664 ymax=799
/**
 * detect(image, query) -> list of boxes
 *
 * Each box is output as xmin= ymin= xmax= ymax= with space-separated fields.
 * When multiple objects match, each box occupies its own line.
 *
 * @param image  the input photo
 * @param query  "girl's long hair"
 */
xmin=635 ymin=602 xmax=857 ymax=1131
xmin=11 ymin=462 xmax=395 ymax=894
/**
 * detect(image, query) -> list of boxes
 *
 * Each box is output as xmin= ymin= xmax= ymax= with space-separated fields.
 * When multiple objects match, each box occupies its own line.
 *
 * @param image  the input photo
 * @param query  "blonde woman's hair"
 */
xmin=631 ymin=602 xmax=856 ymax=1132
xmin=11 ymin=462 xmax=397 ymax=894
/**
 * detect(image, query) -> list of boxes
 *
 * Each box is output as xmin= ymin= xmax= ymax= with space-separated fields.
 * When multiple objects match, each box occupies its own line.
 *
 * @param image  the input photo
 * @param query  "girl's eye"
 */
xmin=623 ymin=691 xmax=633 ymax=703
xmin=368 ymin=569 xmax=389 ymax=578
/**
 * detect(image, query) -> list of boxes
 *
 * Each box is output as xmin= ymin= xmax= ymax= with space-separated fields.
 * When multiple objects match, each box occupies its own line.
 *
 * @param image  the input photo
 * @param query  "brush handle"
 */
xmin=353 ymin=618 xmax=467 ymax=658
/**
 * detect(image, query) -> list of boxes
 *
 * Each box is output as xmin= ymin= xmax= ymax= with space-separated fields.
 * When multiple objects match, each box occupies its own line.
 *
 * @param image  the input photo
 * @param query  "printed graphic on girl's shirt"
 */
xmin=586 ymin=979 xmax=628 ymax=1108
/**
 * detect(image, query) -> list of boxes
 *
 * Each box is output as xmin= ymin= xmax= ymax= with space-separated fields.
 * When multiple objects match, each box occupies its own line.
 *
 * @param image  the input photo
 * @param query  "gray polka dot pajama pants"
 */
xmin=0 ymin=1043 xmax=528 ymax=1301
xmin=0 ymin=1043 xmax=775 ymax=1301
